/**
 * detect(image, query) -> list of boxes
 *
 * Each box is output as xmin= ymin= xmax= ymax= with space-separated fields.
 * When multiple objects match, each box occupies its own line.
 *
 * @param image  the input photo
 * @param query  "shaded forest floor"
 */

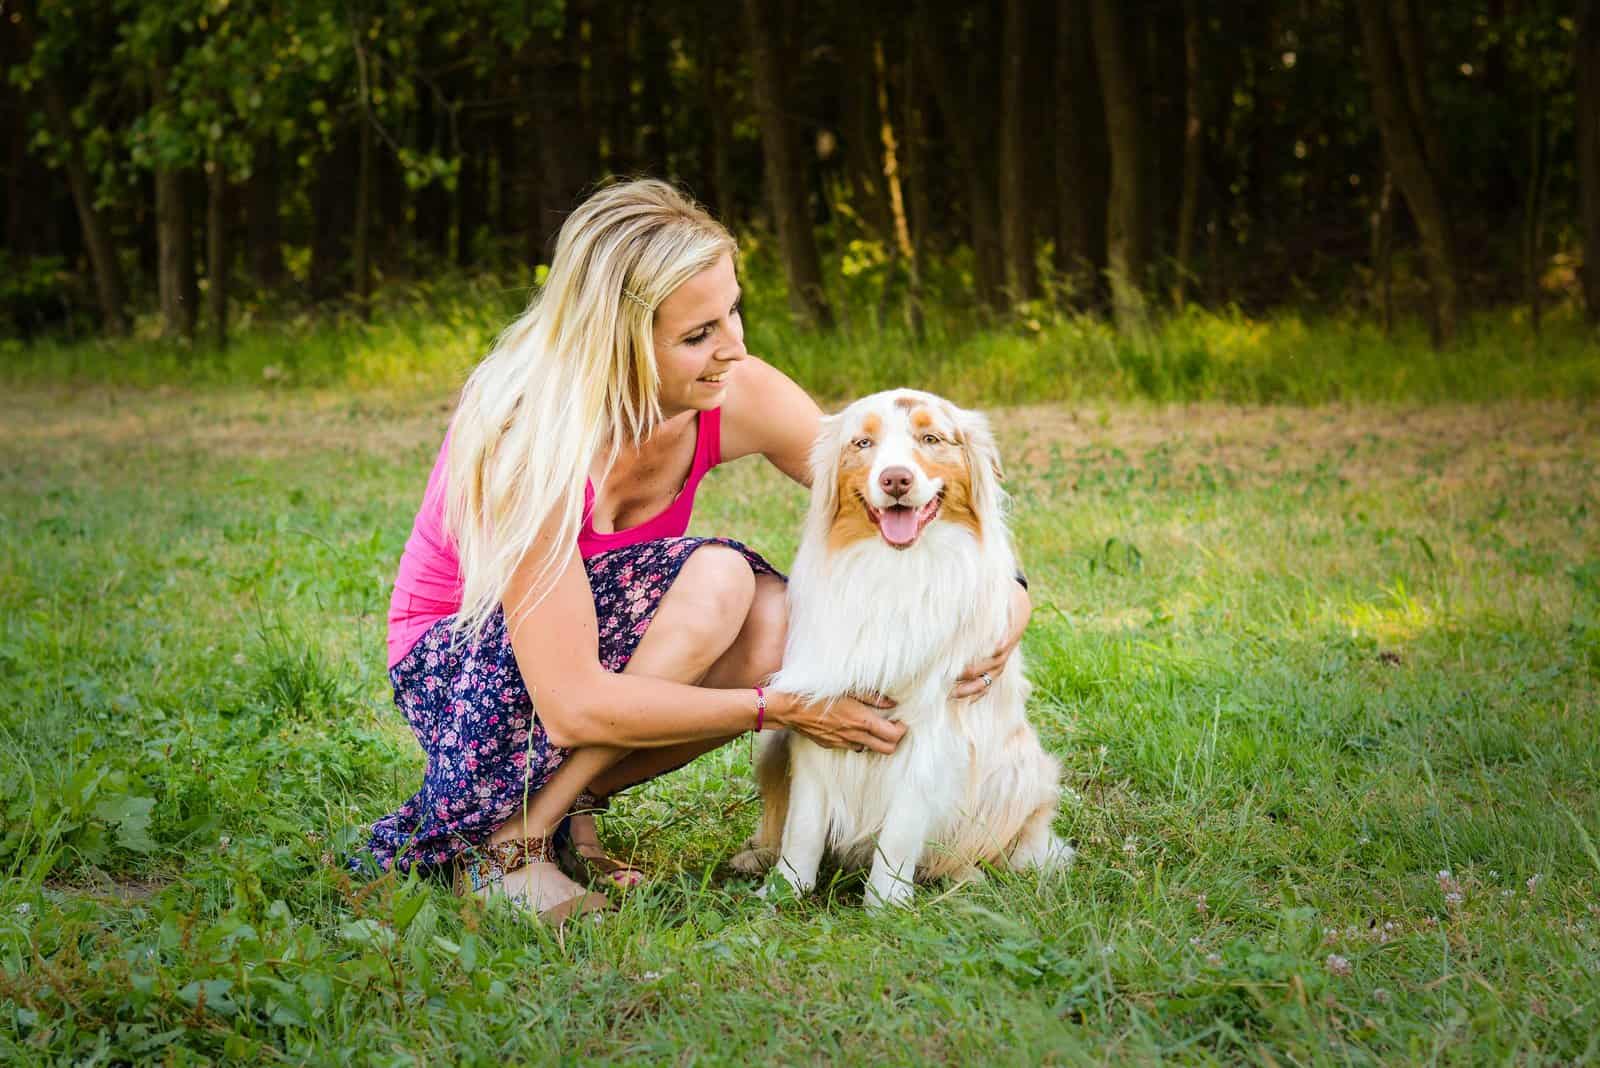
xmin=3 ymin=367 xmax=1598 ymax=1061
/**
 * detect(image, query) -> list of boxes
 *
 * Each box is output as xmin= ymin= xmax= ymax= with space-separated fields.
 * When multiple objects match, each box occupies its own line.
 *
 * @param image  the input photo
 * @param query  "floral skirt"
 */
xmin=357 ymin=536 xmax=778 ymax=874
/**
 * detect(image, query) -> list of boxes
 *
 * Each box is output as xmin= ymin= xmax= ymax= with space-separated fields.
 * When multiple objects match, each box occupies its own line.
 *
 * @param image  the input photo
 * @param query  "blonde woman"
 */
xmin=358 ymin=180 xmax=1031 ymax=922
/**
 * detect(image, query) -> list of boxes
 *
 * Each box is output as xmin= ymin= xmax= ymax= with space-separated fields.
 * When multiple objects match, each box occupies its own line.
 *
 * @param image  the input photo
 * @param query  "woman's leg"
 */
xmin=487 ymin=547 xmax=768 ymax=906
xmin=587 ymin=571 xmax=787 ymax=796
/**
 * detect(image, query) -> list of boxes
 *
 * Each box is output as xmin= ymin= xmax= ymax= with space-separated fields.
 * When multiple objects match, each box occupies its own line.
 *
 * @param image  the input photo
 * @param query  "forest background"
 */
xmin=4 ymin=0 xmax=1598 ymax=374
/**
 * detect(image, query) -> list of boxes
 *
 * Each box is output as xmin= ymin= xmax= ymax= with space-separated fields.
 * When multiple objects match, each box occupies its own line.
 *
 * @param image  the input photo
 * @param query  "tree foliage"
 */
xmin=1 ymin=0 xmax=1587 ymax=345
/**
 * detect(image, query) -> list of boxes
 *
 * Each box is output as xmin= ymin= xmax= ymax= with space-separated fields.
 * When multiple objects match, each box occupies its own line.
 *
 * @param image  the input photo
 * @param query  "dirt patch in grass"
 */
xmin=43 ymin=870 xmax=172 ymax=905
xmin=998 ymin=400 xmax=1600 ymax=495
xmin=6 ymin=388 xmax=1598 ymax=497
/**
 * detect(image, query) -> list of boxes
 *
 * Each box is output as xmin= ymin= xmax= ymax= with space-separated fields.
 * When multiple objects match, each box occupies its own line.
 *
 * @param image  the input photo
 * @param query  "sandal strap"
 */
xmin=457 ymin=834 xmax=558 ymax=895
xmin=572 ymin=789 xmax=610 ymax=814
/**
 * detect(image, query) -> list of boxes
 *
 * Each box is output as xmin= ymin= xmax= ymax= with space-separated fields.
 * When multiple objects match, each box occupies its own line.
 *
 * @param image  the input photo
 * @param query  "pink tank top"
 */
xmin=385 ymin=408 xmax=723 ymax=668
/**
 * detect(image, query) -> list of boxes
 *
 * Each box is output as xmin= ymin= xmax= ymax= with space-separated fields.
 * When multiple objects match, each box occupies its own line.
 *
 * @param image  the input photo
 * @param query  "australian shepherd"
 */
xmin=733 ymin=389 xmax=1073 ymax=907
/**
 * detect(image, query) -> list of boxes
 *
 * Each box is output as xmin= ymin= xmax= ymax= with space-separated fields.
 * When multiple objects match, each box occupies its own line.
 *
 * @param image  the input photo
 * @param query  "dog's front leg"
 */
xmin=765 ymin=771 xmax=827 ymax=897
xmin=866 ymin=805 xmax=932 ymax=909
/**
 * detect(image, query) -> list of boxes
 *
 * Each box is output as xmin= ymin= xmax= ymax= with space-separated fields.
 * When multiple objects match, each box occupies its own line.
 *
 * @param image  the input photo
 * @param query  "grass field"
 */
xmin=3 ymin=328 xmax=1600 ymax=1060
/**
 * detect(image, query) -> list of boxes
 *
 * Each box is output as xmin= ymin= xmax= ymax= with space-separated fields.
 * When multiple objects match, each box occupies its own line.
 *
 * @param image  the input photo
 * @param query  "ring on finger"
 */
xmin=980 ymin=672 xmax=993 ymax=688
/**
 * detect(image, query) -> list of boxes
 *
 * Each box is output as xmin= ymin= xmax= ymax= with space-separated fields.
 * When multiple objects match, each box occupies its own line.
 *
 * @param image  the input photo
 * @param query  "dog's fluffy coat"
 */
xmin=733 ymin=389 xmax=1072 ymax=907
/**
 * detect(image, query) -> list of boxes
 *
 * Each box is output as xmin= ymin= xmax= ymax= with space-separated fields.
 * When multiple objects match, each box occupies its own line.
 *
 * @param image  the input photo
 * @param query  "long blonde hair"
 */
xmin=445 ymin=179 xmax=737 ymax=638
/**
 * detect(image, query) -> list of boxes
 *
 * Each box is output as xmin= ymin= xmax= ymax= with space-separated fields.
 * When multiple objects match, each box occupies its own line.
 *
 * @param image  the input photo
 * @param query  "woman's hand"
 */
xmin=771 ymin=691 xmax=905 ymax=754
xmin=953 ymin=580 xmax=1032 ymax=699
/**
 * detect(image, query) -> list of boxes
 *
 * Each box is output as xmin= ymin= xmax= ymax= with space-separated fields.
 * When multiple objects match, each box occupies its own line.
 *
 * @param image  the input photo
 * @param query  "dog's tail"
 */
xmin=729 ymin=730 xmax=791 ymax=874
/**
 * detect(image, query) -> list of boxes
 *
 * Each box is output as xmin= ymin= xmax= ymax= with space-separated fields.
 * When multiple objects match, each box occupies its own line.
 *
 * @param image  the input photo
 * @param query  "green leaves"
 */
xmin=92 ymin=793 xmax=158 ymax=854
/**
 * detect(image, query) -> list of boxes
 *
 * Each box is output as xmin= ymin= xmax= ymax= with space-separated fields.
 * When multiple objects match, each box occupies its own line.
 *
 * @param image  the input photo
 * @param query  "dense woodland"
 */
xmin=2 ymin=0 xmax=1593 ymax=348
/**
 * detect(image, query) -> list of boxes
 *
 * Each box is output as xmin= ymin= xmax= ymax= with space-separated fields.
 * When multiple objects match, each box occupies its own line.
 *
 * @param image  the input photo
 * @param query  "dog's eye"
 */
xmin=853 ymin=437 xmax=874 ymax=450
xmin=921 ymin=433 xmax=943 ymax=446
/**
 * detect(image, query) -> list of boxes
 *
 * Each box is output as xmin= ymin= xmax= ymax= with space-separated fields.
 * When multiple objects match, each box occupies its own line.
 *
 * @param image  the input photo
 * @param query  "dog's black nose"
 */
xmin=878 ymin=466 xmax=914 ymax=498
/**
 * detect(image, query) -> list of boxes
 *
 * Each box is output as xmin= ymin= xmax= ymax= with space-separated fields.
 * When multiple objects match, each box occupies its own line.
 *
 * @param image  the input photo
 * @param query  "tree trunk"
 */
xmin=599 ymin=3 xmax=634 ymax=175
xmin=1172 ymin=0 xmax=1203 ymax=308
xmin=916 ymin=7 xmax=1004 ymax=312
xmin=354 ymin=115 xmax=373 ymax=311
xmin=152 ymin=65 xmax=197 ymax=341
xmin=1355 ymin=0 xmax=1459 ymax=346
xmin=1054 ymin=0 xmax=1108 ymax=307
xmin=520 ymin=108 xmax=547 ymax=265
xmin=743 ymin=0 xmax=834 ymax=328
xmin=40 ymin=78 xmax=129 ymax=332
xmin=875 ymin=39 xmax=923 ymax=338
xmin=1524 ymin=104 xmax=1550 ymax=334
xmin=1391 ymin=0 xmax=1445 ymax=177
xmin=154 ymin=162 xmax=197 ymax=341
xmin=1370 ymin=169 xmax=1395 ymax=335
xmin=246 ymin=140 xmax=284 ymax=286
xmin=457 ymin=125 xmax=487 ymax=267
xmin=527 ymin=10 xmax=597 ymax=260
xmin=999 ymin=0 xmax=1038 ymax=304
xmin=703 ymin=44 xmax=737 ymax=222
xmin=844 ymin=33 xmax=894 ymax=243
xmin=637 ymin=8 xmax=671 ymax=177
xmin=310 ymin=133 xmax=355 ymax=299
xmin=1578 ymin=0 xmax=1600 ymax=324
xmin=206 ymin=162 xmax=227 ymax=347
xmin=15 ymin=1 xmax=128 ymax=333
xmin=904 ymin=25 xmax=932 ymax=267
xmin=415 ymin=90 xmax=450 ymax=260
xmin=1088 ymin=0 xmax=1152 ymax=330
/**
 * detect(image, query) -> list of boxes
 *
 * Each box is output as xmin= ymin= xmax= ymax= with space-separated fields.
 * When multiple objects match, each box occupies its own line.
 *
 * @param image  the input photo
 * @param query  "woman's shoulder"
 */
xmin=718 ymin=357 xmax=822 ymax=480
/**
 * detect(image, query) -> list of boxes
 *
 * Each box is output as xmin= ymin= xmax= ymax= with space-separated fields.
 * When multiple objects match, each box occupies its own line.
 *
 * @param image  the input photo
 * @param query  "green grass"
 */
xmin=3 ymin=349 xmax=1599 ymax=1059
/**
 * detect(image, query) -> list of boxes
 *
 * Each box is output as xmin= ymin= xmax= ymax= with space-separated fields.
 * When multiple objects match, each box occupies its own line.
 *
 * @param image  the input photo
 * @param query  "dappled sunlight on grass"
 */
xmin=1339 ymin=580 xmax=1435 ymax=646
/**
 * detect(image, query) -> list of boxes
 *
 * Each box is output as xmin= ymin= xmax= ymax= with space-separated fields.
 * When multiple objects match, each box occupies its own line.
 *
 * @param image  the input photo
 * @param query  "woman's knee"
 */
xmin=671 ymin=546 xmax=757 ymax=643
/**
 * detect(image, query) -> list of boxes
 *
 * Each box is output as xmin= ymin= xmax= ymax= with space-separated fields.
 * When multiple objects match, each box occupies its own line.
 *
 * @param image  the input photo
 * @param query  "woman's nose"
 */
xmin=719 ymin=322 xmax=748 ymax=360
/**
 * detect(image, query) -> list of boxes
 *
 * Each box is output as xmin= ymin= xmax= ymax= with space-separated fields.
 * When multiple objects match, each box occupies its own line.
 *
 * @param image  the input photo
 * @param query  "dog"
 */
xmin=731 ymin=388 xmax=1073 ymax=907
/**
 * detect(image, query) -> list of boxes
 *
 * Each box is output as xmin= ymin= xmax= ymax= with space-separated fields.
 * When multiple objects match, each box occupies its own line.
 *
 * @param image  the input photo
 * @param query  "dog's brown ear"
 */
xmin=954 ymin=404 xmax=1005 ymax=520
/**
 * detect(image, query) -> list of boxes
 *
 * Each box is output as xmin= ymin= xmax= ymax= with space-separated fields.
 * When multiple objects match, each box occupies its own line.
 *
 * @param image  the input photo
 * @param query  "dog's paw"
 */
xmin=948 ymin=864 xmax=988 ymax=886
xmin=729 ymin=844 xmax=774 ymax=875
xmin=864 ymin=880 xmax=915 ymax=911
xmin=755 ymin=874 xmax=804 ymax=905
xmin=1043 ymin=835 xmax=1077 ymax=871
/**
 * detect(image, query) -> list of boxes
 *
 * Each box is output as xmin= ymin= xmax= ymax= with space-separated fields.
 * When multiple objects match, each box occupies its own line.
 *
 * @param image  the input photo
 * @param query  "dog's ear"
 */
xmin=954 ymin=404 xmax=1005 ymax=520
xmin=806 ymin=411 xmax=846 ymax=523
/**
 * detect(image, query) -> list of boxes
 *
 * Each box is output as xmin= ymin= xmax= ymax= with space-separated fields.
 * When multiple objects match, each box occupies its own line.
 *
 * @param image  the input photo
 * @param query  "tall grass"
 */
xmin=5 ymin=251 xmax=1596 ymax=405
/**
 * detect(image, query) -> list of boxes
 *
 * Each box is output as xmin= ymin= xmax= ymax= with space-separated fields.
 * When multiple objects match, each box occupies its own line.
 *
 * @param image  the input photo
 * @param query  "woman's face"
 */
xmin=651 ymin=252 xmax=746 ymax=417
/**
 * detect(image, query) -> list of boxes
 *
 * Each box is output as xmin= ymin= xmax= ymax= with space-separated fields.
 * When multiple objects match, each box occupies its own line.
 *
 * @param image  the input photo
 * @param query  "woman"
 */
xmin=361 ymin=180 xmax=1030 ymax=922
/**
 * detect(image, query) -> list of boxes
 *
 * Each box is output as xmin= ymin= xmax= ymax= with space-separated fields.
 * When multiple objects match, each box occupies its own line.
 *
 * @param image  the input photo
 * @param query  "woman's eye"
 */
xmin=685 ymin=329 xmax=710 ymax=346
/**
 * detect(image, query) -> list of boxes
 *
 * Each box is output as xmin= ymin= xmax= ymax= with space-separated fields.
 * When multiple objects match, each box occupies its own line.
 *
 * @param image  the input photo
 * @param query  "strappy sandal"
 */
xmin=557 ymin=790 xmax=647 ymax=890
xmin=455 ymin=834 xmax=612 ymax=924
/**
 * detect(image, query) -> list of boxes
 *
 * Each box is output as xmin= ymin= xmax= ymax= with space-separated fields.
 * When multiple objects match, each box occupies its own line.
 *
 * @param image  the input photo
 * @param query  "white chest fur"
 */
xmin=767 ymin=522 xmax=1025 ymax=901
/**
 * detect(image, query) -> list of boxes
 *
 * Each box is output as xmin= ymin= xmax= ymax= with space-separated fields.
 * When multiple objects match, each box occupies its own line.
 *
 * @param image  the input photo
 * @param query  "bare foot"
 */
xmin=478 ymin=859 xmax=598 ymax=917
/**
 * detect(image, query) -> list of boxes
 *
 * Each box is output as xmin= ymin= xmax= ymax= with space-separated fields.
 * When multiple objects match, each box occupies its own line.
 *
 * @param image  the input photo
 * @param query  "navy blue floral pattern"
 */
xmin=357 ymin=536 xmax=777 ymax=874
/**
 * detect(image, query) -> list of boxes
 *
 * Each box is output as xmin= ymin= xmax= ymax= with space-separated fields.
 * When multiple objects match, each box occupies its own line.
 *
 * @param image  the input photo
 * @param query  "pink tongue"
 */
xmin=878 ymin=506 xmax=921 ymax=545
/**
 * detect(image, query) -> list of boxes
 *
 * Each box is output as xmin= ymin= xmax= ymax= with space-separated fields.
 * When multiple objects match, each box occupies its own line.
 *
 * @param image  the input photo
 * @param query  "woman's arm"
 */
xmin=719 ymin=356 xmax=823 ymax=487
xmin=503 ymin=534 xmax=902 ymax=752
